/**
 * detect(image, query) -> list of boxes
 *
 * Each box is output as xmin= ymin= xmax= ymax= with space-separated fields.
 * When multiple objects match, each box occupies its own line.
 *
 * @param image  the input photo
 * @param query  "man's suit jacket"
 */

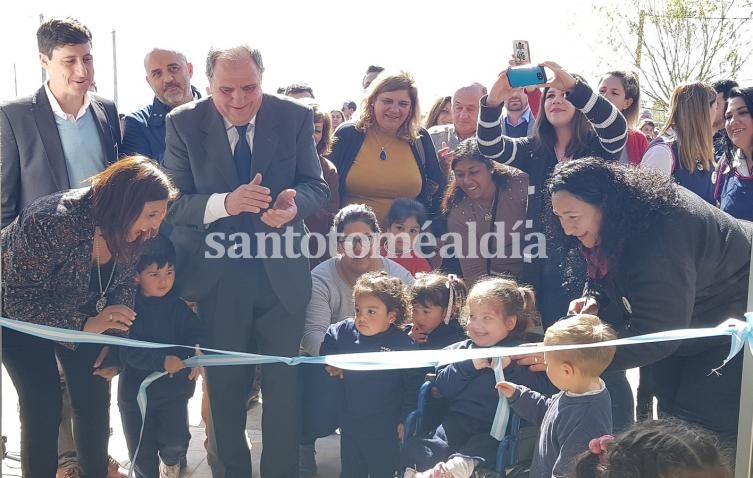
xmin=0 ymin=86 xmax=121 ymax=228
xmin=162 ymin=94 xmax=329 ymax=313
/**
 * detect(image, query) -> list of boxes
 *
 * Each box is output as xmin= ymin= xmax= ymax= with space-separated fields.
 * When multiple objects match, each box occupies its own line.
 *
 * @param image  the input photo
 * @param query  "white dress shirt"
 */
xmin=203 ymin=116 xmax=257 ymax=224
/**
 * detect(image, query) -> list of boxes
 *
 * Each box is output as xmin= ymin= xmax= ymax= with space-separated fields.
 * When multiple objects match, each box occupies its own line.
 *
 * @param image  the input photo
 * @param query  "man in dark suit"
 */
xmin=0 ymin=18 xmax=121 ymax=229
xmin=162 ymin=45 xmax=328 ymax=478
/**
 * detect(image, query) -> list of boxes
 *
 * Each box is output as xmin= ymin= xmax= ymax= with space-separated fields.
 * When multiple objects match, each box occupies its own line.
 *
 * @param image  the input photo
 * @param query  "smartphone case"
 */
xmin=513 ymin=40 xmax=530 ymax=64
xmin=507 ymin=66 xmax=546 ymax=88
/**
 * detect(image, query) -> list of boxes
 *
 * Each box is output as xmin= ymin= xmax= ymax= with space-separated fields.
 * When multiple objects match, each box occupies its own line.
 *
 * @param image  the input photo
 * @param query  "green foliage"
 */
xmin=595 ymin=0 xmax=753 ymax=110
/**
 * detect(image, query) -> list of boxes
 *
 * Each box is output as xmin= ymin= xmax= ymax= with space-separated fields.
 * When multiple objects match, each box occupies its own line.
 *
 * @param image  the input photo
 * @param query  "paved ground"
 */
xmin=0 ymin=368 xmax=642 ymax=477
xmin=0 ymin=371 xmax=341 ymax=478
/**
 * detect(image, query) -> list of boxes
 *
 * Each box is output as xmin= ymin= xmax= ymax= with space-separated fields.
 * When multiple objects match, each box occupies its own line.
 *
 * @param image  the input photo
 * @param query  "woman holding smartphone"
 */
xmin=476 ymin=61 xmax=630 ymax=430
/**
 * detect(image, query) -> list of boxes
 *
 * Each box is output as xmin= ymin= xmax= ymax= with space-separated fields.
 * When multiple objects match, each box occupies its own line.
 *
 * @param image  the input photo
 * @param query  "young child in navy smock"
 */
xmin=118 ymin=236 xmax=204 ymax=478
xmin=405 ymin=272 xmax=467 ymax=350
xmin=497 ymin=314 xmax=616 ymax=478
xmin=321 ymin=271 xmax=423 ymax=478
xmin=403 ymin=277 xmax=558 ymax=478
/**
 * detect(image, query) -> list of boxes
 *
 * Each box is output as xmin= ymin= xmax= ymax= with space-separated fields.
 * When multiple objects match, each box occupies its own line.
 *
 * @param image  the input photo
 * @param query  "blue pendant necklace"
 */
xmin=374 ymin=130 xmax=396 ymax=161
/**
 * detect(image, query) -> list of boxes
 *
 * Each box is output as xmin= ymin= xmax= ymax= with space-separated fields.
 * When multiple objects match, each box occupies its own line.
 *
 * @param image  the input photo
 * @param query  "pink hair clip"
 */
xmin=588 ymin=435 xmax=614 ymax=465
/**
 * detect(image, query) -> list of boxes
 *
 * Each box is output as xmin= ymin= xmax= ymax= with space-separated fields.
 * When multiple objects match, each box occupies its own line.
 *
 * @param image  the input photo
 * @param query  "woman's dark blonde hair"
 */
xmin=424 ymin=95 xmax=452 ymax=129
xmin=89 ymin=155 xmax=177 ymax=261
xmin=659 ymin=81 xmax=716 ymax=172
xmin=353 ymin=271 xmax=411 ymax=326
xmin=441 ymin=138 xmax=518 ymax=214
xmin=464 ymin=276 xmax=540 ymax=338
xmin=356 ymin=70 xmax=421 ymax=141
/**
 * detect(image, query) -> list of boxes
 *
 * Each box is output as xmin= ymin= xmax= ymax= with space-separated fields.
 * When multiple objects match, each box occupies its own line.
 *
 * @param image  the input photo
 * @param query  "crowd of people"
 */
xmin=1 ymin=15 xmax=752 ymax=478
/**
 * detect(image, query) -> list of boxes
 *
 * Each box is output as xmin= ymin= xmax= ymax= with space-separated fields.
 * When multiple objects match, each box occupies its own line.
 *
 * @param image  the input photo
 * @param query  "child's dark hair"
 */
xmin=353 ymin=271 xmax=411 ymax=326
xmin=384 ymin=198 xmax=427 ymax=229
xmin=575 ymin=419 xmax=731 ymax=478
xmin=600 ymin=70 xmax=641 ymax=128
xmin=411 ymin=272 xmax=467 ymax=324
xmin=464 ymin=276 xmax=539 ymax=338
xmin=136 ymin=235 xmax=176 ymax=273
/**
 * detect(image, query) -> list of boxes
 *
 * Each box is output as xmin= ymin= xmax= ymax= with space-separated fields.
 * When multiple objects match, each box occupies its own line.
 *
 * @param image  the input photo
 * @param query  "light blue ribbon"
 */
xmin=1 ymin=313 xmax=752 ymax=475
xmin=490 ymin=357 xmax=509 ymax=441
xmin=3 ymin=316 xmax=750 ymax=371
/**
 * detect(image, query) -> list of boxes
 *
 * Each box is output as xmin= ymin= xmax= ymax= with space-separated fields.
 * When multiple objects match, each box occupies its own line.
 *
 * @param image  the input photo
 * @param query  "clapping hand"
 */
xmin=261 ymin=189 xmax=297 ymax=228
xmin=225 ymin=173 xmax=272 ymax=215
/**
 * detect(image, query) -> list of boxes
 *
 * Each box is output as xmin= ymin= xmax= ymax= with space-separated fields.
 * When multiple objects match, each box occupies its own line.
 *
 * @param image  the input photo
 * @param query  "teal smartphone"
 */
xmin=507 ymin=65 xmax=546 ymax=88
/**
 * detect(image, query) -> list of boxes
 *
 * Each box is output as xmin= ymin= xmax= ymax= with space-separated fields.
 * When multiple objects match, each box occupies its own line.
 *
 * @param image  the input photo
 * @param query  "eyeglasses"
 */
xmin=338 ymin=234 xmax=378 ymax=249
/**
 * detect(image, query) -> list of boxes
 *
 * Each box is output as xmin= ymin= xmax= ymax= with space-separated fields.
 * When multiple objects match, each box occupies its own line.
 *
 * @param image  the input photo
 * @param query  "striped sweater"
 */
xmin=476 ymin=79 xmax=626 ymax=229
xmin=475 ymin=80 xmax=627 ymax=326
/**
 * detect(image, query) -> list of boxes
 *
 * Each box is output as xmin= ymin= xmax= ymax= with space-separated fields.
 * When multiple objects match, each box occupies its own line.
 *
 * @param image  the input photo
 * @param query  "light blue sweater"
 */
xmin=56 ymin=110 xmax=107 ymax=188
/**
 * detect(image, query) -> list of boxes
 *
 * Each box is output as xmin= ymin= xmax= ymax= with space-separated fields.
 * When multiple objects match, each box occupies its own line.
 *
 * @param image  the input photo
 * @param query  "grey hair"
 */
xmin=453 ymin=82 xmax=488 ymax=101
xmin=205 ymin=45 xmax=265 ymax=81
xmin=143 ymin=48 xmax=189 ymax=71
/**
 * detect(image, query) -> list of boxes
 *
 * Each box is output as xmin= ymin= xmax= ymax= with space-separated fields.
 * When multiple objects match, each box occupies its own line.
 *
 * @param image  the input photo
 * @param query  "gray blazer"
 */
xmin=162 ymin=94 xmax=329 ymax=312
xmin=0 ymin=86 xmax=121 ymax=228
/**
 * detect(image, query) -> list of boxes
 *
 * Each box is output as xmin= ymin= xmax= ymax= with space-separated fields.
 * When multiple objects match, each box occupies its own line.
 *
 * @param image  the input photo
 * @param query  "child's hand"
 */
xmin=93 ymin=366 xmax=119 ymax=381
xmin=164 ymin=355 xmax=186 ymax=376
xmin=408 ymin=325 xmax=428 ymax=344
xmin=188 ymin=367 xmax=202 ymax=381
xmin=397 ymin=423 xmax=405 ymax=442
xmin=91 ymin=346 xmax=119 ymax=381
xmin=325 ymin=365 xmax=344 ymax=379
xmin=92 ymin=346 xmax=110 ymax=369
xmin=472 ymin=358 xmax=492 ymax=370
xmin=495 ymin=381 xmax=517 ymax=398
xmin=427 ymin=462 xmax=452 ymax=478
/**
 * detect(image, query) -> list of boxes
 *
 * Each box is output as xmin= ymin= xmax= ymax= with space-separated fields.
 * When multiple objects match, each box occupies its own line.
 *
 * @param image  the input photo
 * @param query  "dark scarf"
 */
xmin=580 ymin=245 xmax=611 ymax=280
